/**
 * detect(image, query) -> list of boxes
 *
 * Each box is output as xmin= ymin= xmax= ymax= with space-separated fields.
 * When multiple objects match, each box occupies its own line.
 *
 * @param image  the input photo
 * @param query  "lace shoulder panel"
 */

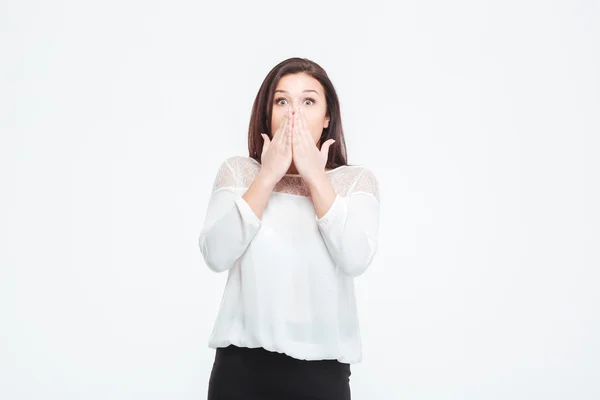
xmin=211 ymin=156 xmax=254 ymax=191
xmin=351 ymin=168 xmax=380 ymax=201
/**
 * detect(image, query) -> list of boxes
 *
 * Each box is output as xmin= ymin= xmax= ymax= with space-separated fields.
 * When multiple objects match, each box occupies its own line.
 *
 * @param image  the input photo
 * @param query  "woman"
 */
xmin=198 ymin=57 xmax=380 ymax=399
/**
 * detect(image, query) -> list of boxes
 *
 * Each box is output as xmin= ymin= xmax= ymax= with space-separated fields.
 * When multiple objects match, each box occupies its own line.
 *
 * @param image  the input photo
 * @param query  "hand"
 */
xmin=259 ymin=107 xmax=293 ymax=185
xmin=291 ymin=108 xmax=335 ymax=184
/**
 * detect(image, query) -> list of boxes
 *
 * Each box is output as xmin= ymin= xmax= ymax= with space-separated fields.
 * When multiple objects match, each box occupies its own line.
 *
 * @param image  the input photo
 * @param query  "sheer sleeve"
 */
xmin=198 ymin=157 xmax=262 ymax=273
xmin=315 ymin=168 xmax=380 ymax=277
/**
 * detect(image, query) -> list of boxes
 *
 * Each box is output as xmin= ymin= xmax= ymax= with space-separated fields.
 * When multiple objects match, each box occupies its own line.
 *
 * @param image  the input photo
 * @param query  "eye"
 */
xmin=274 ymin=97 xmax=317 ymax=106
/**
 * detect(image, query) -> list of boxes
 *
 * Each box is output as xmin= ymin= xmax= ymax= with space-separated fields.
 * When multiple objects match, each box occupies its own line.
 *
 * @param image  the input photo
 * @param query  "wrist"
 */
xmin=304 ymin=169 xmax=328 ymax=189
xmin=257 ymin=168 xmax=279 ymax=188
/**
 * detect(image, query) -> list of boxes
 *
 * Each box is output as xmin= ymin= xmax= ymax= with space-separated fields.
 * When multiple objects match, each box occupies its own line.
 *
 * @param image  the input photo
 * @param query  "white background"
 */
xmin=1 ymin=0 xmax=599 ymax=399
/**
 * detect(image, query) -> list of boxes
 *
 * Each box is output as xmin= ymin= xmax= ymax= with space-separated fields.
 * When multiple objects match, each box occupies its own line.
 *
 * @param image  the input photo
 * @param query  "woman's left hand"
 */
xmin=291 ymin=108 xmax=335 ymax=184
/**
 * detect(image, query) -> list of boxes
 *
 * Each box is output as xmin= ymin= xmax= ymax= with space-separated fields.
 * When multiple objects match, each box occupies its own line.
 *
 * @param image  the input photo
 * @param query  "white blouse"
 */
xmin=198 ymin=156 xmax=380 ymax=364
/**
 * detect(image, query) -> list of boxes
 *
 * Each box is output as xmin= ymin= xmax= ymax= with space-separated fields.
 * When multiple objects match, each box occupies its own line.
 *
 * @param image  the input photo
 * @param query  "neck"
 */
xmin=286 ymin=163 xmax=299 ymax=175
xmin=285 ymin=163 xmax=332 ymax=175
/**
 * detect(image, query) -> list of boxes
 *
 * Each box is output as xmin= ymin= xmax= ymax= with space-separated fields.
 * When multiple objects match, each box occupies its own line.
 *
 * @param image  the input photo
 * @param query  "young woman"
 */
xmin=198 ymin=57 xmax=380 ymax=399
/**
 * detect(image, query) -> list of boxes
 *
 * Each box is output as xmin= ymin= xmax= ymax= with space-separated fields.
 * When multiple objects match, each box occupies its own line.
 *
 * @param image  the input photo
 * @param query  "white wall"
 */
xmin=1 ymin=0 xmax=598 ymax=399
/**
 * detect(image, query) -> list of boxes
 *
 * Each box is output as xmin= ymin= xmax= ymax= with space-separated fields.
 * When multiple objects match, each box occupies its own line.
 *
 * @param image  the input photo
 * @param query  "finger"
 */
xmin=285 ymin=108 xmax=293 ymax=148
xmin=284 ymin=107 xmax=293 ymax=139
xmin=321 ymin=138 xmax=335 ymax=155
xmin=292 ymin=111 xmax=301 ymax=146
xmin=279 ymin=111 xmax=290 ymax=137
xmin=261 ymin=133 xmax=270 ymax=155
xmin=273 ymin=110 xmax=289 ymax=143
xmin=298 ymin=109 xmax=310 ymax=144
xmin=276 ymin=108 xmax=290 ymax=149
xmin=261 ymin=133 xmax=270 ymax=146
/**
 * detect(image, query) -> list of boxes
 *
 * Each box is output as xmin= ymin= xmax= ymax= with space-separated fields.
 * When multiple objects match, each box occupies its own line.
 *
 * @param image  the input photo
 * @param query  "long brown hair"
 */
xmin=248 ymin=57 xmax=348 ymax=169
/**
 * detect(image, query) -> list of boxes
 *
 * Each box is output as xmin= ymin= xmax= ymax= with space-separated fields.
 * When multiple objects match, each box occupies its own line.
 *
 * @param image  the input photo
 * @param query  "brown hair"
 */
xmin=248 ymin=57 xmax=348 ymax=169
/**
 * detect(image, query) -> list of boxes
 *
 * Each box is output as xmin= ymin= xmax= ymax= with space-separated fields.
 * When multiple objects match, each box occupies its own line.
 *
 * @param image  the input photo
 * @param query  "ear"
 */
xmin=324 ymin=117 xmax=330 ymax=129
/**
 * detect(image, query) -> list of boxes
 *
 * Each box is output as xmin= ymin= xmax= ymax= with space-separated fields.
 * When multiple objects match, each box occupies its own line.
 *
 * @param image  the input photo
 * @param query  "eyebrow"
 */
xmin=274 ymin=89 xmax=320 ymax=96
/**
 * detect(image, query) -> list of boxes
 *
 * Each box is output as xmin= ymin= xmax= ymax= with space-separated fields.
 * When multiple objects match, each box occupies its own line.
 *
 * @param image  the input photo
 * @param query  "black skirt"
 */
xmin=207 ymin=344 xmax=352 ymax=400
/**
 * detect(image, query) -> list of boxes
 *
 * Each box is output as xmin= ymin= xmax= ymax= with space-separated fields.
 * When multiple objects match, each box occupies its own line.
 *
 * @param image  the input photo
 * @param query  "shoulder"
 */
xmin=216 ymin=155 xmax=260 ymax=173
xmin=331 ymin=164 xmax=378 ymax=182
xmin=212 ymin=156 xmax=260 ymax=190
xmin=351 ymin=165 xmax=377 ymax=181
xmin=231 ymin=155 xmax=261 ymax=170
xmin=330 ymin=164 xmax=379 ymax=200
xmin=355 ymin=167 xmax=379 ymax=201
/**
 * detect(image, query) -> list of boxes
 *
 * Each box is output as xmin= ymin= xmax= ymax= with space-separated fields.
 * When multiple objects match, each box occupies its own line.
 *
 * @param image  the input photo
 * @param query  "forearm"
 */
xmin=314 ymin=193 xmax=380 ymax=277
xmin=242 ymin=171 xmax=277 ymax=219
xmin=306 ymin=171 xmax=337 ymax=219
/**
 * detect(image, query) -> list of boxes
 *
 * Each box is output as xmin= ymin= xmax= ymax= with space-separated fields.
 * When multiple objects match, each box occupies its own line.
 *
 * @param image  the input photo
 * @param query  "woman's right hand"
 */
xmin=259 ymin=108 xmax=293 ymax=185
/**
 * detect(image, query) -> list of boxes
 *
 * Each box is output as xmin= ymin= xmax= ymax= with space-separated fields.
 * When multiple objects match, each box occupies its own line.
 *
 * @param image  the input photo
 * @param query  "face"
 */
xmin=270 ymin=73 xmax=330 ymax=146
